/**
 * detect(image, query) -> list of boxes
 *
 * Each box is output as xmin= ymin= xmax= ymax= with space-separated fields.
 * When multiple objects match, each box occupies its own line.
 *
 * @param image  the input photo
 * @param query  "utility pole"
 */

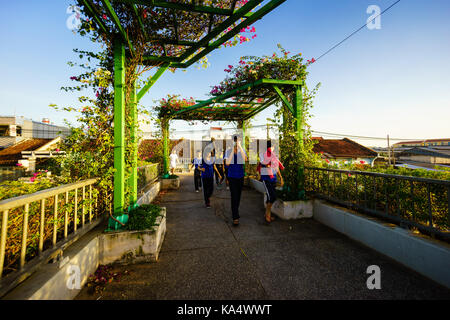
xmin=387 ymin=134 xmax=391 ymax=166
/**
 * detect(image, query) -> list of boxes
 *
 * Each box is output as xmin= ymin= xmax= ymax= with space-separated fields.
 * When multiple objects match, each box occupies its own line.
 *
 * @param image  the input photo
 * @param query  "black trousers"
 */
xmin=194 ymin=168 xmax=202 ymax=191
xmin=228 ymin=177 xmax=244 ymax=220
xmin=202 ymin=177 xmax=214 ymax=205
xmin=263 ymin=180 xmax=277 ymax=204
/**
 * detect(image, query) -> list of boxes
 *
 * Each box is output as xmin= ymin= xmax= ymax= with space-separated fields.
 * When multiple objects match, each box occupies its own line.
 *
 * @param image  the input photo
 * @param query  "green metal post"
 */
xmin=113 ymin=37 xmax=125 ymax=215
xmin=294 ymin=85 xmax=303 ymax=148
xmin=238 ymin=120 xmax=247 ymax=175
xmin=162 ymin=119 xmax=169 ymax=177
xmin=129 ymin=81 xmax=138 ymax=207
xmin=294 ymin=85 xmax=305 ymax=193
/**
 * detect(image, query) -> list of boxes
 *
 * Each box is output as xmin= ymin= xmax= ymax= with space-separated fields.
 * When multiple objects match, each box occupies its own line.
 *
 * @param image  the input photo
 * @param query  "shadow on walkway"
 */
xmin=76 ymin=174 xmax=450 ymax=300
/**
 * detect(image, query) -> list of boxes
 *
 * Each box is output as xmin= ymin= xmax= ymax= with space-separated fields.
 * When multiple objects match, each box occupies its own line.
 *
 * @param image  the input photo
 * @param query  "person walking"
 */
xmin=223 ymin=146 xmax=232 ymax=190
xmin=199 ymin=152 xmax=222 ymax=208
xmin=169 ymin=150 xmax=178 ymax=175
xmin=225 ymin=135 xmax=247 ymax=226
xmin=190 ymin=151 xmax=203 ymax=192
xmin=215 ymin=151 xmax=225 ymax=187
xmin=257 ymin=141 xmax=284 ymax=224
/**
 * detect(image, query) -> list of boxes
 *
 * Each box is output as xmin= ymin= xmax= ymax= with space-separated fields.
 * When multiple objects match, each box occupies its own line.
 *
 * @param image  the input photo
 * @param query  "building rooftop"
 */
xmin=0 ymin=138 xmax=52 ymax=165
xmin=312 ymin=138 xmax=378 ymax=158
xmin=394 ymin=138 xmax=450 ymax=146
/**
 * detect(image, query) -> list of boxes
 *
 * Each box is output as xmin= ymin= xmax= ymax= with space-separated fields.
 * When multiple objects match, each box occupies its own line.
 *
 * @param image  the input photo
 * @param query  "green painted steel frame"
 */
xmin=170 ymin=79 xmax=304 ymax=121
xmin=82 ymin=0 xmax=287 ymax=213
xmin=81 ymin=0 xmax=287 ymax=68
xmin=159 ymin=79 xmax=304 ymax=176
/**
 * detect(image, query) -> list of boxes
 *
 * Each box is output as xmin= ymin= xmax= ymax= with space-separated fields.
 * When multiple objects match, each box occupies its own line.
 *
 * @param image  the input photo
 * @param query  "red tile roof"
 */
xmin=312 ymin=138 xmax=377 ymax=158
xmin=0 ymin=139 xmax=52 ymax=165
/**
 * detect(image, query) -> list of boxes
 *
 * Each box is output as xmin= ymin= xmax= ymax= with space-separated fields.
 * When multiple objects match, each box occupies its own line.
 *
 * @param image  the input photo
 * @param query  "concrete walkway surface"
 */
xmin=76 ymin=174 xmax=450 ymax=300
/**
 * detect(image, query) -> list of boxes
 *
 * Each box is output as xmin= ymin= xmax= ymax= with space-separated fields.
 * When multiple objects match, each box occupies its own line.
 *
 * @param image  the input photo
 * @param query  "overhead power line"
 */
xmin=314 ymin=0 xmax=402 ymax=63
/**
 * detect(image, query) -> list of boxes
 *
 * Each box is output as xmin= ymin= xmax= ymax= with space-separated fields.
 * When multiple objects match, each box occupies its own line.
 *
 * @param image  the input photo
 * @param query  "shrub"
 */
xmin=126 ymin=204 xmax=162 ymax=231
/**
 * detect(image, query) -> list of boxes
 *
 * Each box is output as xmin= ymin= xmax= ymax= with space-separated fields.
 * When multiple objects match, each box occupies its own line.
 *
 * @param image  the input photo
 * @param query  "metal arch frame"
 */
xmin=159 ymin=79 xmax=304 ymax=175
xmin=78 ymin=0 xmax=287 ymax=214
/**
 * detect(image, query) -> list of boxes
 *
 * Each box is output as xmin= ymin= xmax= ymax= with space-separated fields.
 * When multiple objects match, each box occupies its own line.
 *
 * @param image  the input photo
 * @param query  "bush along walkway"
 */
xmin=76 ymin=174 xmax=450 ymax=300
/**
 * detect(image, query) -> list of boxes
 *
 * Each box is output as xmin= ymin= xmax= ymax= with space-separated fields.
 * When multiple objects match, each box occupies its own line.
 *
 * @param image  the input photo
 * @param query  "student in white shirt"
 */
xmin=169 ymin=150 xmax=178 ymax=175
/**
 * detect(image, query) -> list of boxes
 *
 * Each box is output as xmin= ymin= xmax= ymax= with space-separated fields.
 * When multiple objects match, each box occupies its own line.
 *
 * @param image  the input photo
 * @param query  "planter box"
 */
xmin=161 ymin=177 xmax=180 ymax=190
xmin=271 ymin=199 xmax=314 ymax=220
xmin=249 ymin=178 xmax=266 ymax=194
xmin=99 ymin=207 xmax=166 ymax=265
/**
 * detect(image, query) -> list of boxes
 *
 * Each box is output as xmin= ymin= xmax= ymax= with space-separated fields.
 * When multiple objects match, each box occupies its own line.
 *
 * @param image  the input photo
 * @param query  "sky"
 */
xmin=0 ymin=0 xmax=449 ymax=147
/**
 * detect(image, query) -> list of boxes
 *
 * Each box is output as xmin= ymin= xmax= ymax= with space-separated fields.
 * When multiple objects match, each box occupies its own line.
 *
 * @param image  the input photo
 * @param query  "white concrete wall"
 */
xmin=3 ymin=181 xmax=165 ymax=300
xmin=313 ymin=200 xmax=450 ymax=289
xmin=4 ymin=232 xmax=100 ymax=300
xmin=247 ymin=177 xmax=450 ymax=289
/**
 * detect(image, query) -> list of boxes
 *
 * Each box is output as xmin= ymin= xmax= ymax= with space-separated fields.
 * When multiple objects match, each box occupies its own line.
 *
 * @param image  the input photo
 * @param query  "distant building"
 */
xmin=312 ymin=137 xmax=378 ymax=166
xmin=393 ymin=139 xmax=450 ymax=148
xmin=397 ymin=147 xmax=450 ymax=165
xmin=0 ymin=137 xmax=63 ymax=171
xmin=0 ymin=116 xmax=70 ymax=150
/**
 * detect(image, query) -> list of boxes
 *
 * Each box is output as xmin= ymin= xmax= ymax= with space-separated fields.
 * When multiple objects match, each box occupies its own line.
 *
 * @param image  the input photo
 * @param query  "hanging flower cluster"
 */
xmin=154 ymin=94 xmax=254 ymax=122
xmin=210 ymin=45 xmax=312 ymax=97
xmin=154 ymin=94 xmax=197 ymax=119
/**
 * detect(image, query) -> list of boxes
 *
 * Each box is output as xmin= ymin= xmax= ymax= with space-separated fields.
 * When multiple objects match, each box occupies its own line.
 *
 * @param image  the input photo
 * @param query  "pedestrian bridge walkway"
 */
xmin=76 ymin=174 xmax=450 ymax=299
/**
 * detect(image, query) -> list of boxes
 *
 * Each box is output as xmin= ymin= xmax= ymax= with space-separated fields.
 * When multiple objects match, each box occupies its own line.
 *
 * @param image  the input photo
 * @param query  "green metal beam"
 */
xmin=244 ymin=97 xmax=278 ymax=120
xmin=172 ymin=79 xmax=264 ymax=116
xmin=119 ymin=0 xmax=238 ymax=16
xmin=273 ymin=85 xmax=294 ymax=115
xmin=178 ymin=0 xmax=262 ymax=62
xmin=261 ymin=79 xmax=304 ymax=86
xmin=162 ymin=119 xmax=169 ymax=176
xmin=183 ymin=0 xmax=286 ymax=68
xmin=102 ymin=0 xmax=134 ymax=53
xmin=148 ymin=39 xmax=201 ymax=46
xmin=113 ymin=37 xmax=126 ymax=215
xmin=80 ymin=0 xmax=109 ymax=35
xmin=142 ymin=55 xmax=181 ymax=64
xmin=131 ymin=3 xmax=148 ymax=40
xmin=129 ymin=81 xmax=138 ymax=206
xmin=294 ymin=85 xmax=303 ymax=148
xmin=137 ymin=63 xmax=169 ymax=102
xmin=196 ymin=100 xmax=263 ymax=105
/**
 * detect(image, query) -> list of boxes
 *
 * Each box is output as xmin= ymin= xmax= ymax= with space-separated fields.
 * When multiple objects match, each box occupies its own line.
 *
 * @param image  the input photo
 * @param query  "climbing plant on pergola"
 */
xmin=158 ymin=78 xmax=305 ymax=178
xmin=76 ymin=0 xmax=287 ymax=214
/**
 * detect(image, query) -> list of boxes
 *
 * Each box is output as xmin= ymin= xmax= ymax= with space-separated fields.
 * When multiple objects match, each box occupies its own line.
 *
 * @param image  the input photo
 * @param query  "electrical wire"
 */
xmin=314 ymin=0 xmax=402 ymax=63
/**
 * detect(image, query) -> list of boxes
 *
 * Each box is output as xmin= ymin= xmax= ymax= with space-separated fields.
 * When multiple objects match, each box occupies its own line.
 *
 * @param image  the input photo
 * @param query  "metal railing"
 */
xmin=0 ymin=178 xmax=107 ymax=296
xmin=305 ymin=167 xmax=450 ymax=242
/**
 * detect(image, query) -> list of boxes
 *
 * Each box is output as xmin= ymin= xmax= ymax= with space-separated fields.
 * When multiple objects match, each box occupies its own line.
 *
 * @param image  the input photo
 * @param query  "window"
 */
xmin=0 ymin=126 xmax=8 ymax=136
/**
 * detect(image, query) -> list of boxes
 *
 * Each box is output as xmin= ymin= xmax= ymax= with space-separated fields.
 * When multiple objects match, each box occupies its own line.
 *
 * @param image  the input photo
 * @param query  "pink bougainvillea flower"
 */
xmin=16 ymin=163 xmax=22 ymax=166
xmin=30 ymin=177 xmax=35 ymax=182
xmin=55 ymin=148 xmax=60 ymax=152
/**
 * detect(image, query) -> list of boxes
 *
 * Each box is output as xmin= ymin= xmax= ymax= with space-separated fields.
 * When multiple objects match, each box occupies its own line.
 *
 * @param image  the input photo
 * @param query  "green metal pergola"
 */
xmin=78 ymin=0 xmax=287 ymax=214
xmin=160 ymin=78 xmax=304 ymax=175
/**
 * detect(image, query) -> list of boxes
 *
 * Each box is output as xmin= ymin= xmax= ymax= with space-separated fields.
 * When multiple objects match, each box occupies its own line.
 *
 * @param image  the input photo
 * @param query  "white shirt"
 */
xmin=170 ymin=154 xmax=178 ymax=167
